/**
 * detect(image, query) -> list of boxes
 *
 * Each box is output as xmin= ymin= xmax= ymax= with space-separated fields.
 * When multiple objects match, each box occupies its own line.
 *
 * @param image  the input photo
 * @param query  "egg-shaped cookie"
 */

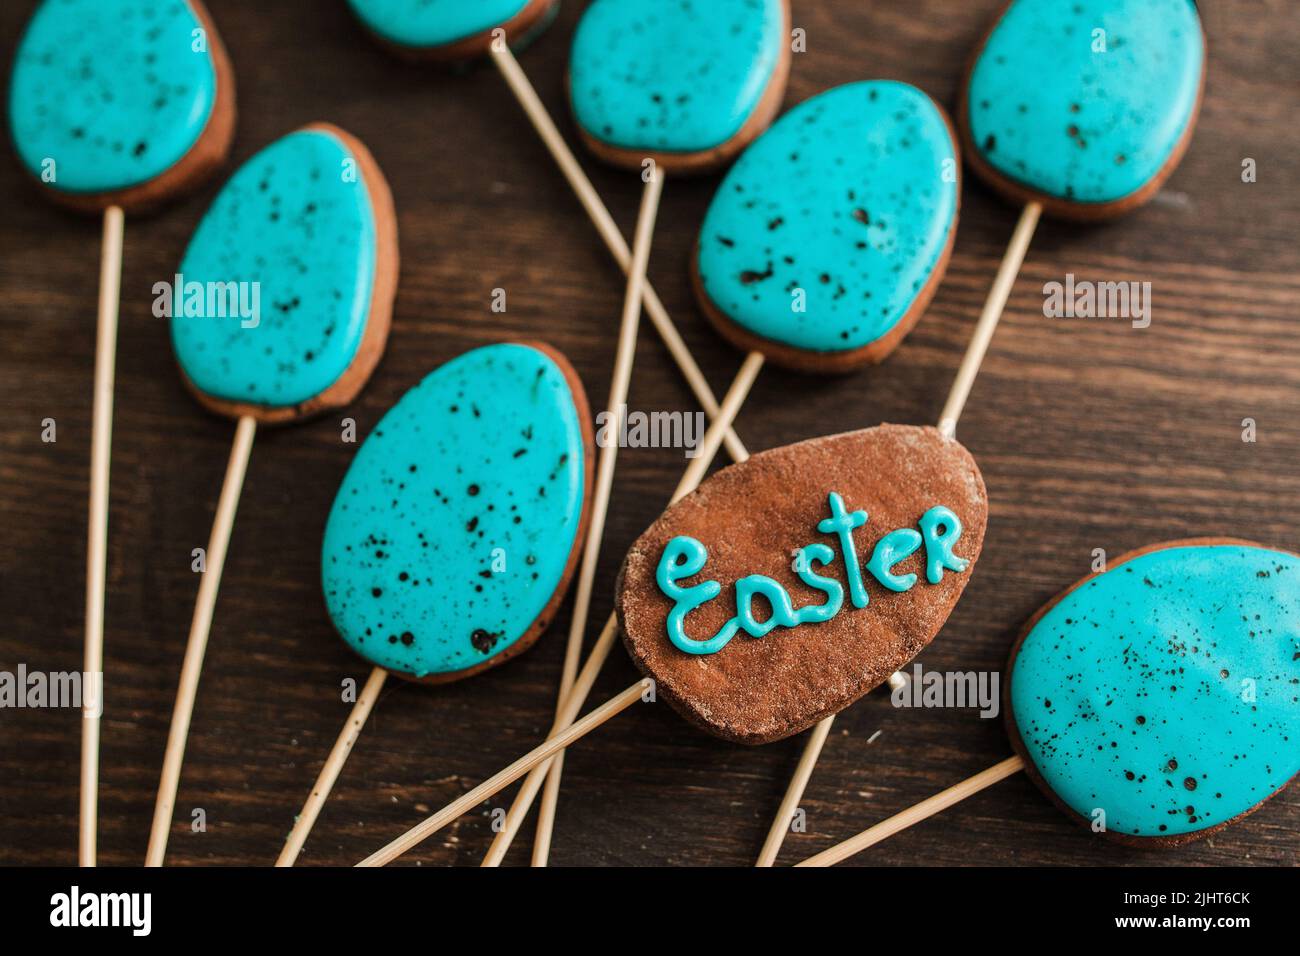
xmin=8 ymin=0 xmax=235 ymax=213
xmin=694 ymin=81 xmax=960 ymax=373
xmin=617 ymin=425 xmax=987 ymax=744
xmin=1008 ymin=539 xmax=1300 ymax=845
xmin=322 ymin=343 xmax=595 ymax=684
xmin=962 ymin=0 xmax=1206 ymax=219
xmin=569 ymin=0 xmax=792 ymax=174
xmin=169 ymin=124 xmax=398 ymax=423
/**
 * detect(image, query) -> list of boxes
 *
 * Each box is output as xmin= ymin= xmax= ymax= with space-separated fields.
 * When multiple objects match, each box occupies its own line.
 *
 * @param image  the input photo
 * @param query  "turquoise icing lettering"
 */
xmin=793 ymin=543 xmax=843 ymax=624
xmin=919 ymin=505 xmax=967 ymax=585
xmin=654 ymin=494 xmax=971 ymax=656
xmin=657 ymin=536 xmax=736 ymax=656
xmin=818 ymin=492 xmax=870 ymax=609
xmin=866 ymin=529 xmax=923 ymax=593
xmin=735 ymin=576 xmax=799 ymax=638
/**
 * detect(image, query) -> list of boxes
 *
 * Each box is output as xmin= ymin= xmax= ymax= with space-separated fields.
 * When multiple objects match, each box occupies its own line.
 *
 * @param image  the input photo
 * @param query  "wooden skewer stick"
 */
xmin=755 ymin=714 xmax=833 ymax=867
xmin=145 ymin=414 xmax=257 ymax=866
xmin=532 ymin=169 xmax=664 ymax=866
xmin=358 ymin=678 xmax=654 ymax=867
xmin=796 ymin=755 xmax=1026 ymax=867
xmin=80 ymin=205 xmax=124 ymax=867
xmin=275 ymin=665 xmax=389 ymax=866
xmin=938 ymin=202 xmax=1041 ymax=440
xmin=490 ymin=42 xmax=747 ymax=464
xmin=754 ymin=673 xmax=906 ymax=866
xmin=755 ymin=201 xmax=1044 ymax=866
xmin=482 ymin=351 xmax=765 ymax=866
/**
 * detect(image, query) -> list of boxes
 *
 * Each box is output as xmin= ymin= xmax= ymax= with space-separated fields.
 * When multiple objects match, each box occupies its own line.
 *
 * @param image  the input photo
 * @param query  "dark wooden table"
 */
xmin=2 ymin=0 xmax=1297 ymax=867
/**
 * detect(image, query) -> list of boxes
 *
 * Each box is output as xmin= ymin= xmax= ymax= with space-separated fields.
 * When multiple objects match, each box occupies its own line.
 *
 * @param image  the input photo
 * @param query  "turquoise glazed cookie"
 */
xmin=346 ymin=0 xmax=555 ymax=56
xmin=966 ymin=0 xmax=1204 ymax=215
xmin=321 ymin=344 xmax=592 ymax=682
xmin=9 ymin=0 xmax=226 ymax=200
xmin=1010 ymin=542 xmax=1300 ymax=843
xmin=171 ymin=126 xmax=395 ymax=419
xmin=569 ymin=0 xmax=789 ymax=171
xmin=695 ymin=81 xmax=959 ymax=372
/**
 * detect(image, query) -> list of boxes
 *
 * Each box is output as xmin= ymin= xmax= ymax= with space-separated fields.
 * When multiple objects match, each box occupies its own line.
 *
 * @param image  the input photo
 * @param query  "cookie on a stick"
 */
xmin=146 ymin=124 xmax=397 ymax=865
xmin=7 ymin=0 xmax=236 ymax=865
xmin=941 ymin=0 xmax=1206 ymax=435
xmin=275 ymin=342 xmax=594 ymax=865
xmin=762 ymin=0 xmax=1210 ymax=866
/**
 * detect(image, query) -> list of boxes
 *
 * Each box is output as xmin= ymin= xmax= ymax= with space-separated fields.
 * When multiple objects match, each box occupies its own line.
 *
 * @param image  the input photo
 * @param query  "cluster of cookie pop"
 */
xmin=14 ymin=0 xmax=1296 ymax=868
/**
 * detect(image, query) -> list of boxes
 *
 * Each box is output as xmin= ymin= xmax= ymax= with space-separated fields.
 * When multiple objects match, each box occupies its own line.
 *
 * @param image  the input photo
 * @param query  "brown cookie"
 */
xmin=617 ymin=425 xmax=988 ymax=744
xmin=179 ymin=123 xmax=399 ymax=426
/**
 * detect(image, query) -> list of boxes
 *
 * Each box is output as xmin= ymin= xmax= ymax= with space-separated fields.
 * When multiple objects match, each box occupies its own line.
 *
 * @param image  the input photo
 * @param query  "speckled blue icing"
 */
xmin=968 ymin=0 xmax=1204 ymax=204
xmin=321 ymin=344 xmax=588 ymax=679
xmin=171 ymin=129 xmax=378 ymax=408
xmin=1011 ymin=544 xmax=1300 ymax=839
xmin=8 ymin=0 xmax=218 ymax=194
xmin=346 ymin=0 xmax=533 ymax=48
xmin=696 ymin=81 xmax=958 ymax=355
xmin=570 ymin=0 xmax=785 ymax=153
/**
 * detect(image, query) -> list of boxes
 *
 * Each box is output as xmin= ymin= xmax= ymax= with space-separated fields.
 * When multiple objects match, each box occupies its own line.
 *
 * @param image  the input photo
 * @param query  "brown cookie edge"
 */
xmin=356 ymin=0 xmax=558 ymax=64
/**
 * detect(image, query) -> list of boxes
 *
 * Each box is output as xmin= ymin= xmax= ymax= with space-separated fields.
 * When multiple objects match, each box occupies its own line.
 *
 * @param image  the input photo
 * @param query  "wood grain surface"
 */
xmin=1 ymin=0 xmax=1297 ymax=867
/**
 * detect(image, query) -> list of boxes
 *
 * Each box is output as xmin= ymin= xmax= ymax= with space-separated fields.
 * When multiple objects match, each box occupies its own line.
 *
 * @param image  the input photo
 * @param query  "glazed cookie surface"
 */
xmin=1010 ymin=541 xmax=1300 ymax=843
xmin=346 ymin=0 xmax=543 ymax=49
xmin=617 ymin=425 xmax=987 ymax=744
xmin=569 ymin=0 xmax=789 ymax=169
xmin=9 ymin=0 xmax=220 ymax=195
xmin=170 ymin=126 xmax=394 ymax=418
xmin=321 ymin=343 xmax=592 ymax=682
xmin=695 ymin=81 xmax=959 ymax=370
xmin=966 ymin=0 xmax=1204 ymax=210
